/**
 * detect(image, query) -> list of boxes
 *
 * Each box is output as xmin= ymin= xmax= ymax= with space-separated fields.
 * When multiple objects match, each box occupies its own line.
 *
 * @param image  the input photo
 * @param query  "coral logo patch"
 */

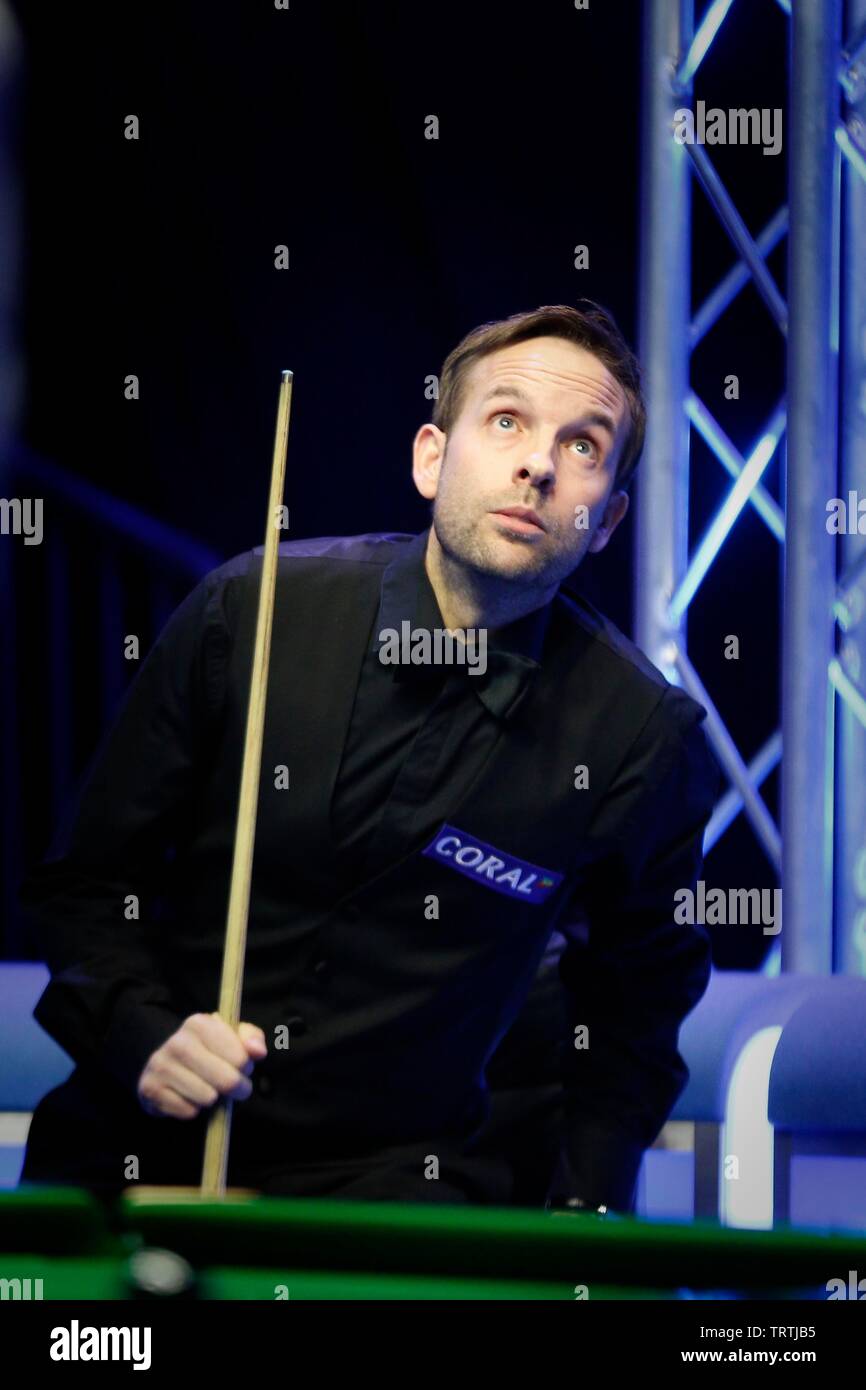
xmin=422 ymin=824 xmax=564 ymax=903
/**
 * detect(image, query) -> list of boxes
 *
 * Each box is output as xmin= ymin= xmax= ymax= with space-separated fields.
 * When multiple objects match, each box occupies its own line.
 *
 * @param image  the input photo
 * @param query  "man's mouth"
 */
xmin=490 ymin=507 xmax=546 ymax=535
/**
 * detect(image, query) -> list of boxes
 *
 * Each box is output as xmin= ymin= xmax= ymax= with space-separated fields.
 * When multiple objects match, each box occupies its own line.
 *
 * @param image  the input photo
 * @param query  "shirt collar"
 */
xmin=372 ymin=526 xmax=553 ymax=720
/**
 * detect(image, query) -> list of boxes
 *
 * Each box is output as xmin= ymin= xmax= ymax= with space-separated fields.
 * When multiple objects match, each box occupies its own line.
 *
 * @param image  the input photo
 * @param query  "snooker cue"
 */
xmin=200 ymin=368 xmax=293 ymax=1197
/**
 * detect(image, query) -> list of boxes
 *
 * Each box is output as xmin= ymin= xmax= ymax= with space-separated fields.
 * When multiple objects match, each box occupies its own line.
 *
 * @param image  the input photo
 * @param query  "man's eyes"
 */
xmin=490 ymin=412 xmax=600 ymax=461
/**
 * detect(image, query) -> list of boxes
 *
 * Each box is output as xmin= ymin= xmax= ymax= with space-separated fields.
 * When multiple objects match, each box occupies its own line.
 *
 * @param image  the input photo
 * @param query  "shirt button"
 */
xmin=257 ymin=1075 xmax=273 ymax=1096
xmin=286 ymin=1014 xmax=308 ymax=1036
xmin=344 ymin=903 xmax=361 ymax=921
xmin=312 ymin=958 xmax=330 ymax=977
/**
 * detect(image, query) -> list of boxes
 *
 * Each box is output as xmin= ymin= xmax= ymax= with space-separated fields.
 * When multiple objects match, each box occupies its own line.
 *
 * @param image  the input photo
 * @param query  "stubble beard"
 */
xmin=434 ymin=495 xmax=596 ymax=599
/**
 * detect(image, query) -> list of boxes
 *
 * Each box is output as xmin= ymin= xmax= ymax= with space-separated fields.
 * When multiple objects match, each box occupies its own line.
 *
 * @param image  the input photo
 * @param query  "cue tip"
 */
xmin=281 ymin=369 xmax=293 ymax=382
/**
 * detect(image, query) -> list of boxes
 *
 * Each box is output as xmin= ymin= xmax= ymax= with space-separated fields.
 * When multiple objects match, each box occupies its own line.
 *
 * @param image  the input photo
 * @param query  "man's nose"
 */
xmin=517 ymin=451 xmax=555 ymax=483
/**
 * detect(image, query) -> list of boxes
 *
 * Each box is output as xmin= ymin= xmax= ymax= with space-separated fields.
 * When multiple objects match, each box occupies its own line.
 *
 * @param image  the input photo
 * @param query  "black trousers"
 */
xmin=19 ymin=1065 xmax=557 ymax=1208
xmin=249 ymin=1142 xmax=515 ymax=1205
xmin=22 ymin=956 xmax=569 ymax=1207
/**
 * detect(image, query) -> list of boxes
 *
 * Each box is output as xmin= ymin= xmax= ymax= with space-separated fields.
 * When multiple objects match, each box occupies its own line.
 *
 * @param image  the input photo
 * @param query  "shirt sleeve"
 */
xmin=19 ymin=562 xmax=237 ymax=1096
xmin=547 ymin=684 xmax=723 ymax=1212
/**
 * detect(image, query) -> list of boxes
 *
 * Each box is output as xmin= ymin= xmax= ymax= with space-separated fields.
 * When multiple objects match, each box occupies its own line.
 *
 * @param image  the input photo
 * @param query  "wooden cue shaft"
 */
xmin=201 ymin=369 xmax=293 ymax=1196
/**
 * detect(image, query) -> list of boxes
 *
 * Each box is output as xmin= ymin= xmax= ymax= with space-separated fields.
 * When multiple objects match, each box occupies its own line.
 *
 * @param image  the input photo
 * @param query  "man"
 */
xmin=20 ymin=301 xmax=722 ymax=1213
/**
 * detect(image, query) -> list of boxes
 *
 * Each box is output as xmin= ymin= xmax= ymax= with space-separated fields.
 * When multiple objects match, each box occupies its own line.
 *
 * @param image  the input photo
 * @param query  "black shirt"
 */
xmin=332 ymin=529 xmax=551 ymax=889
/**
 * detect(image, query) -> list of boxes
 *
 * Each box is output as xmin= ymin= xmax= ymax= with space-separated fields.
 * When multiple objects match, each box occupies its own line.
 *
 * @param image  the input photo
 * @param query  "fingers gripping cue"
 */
xmin=201 ymin=370 xmax=293 ymax=1196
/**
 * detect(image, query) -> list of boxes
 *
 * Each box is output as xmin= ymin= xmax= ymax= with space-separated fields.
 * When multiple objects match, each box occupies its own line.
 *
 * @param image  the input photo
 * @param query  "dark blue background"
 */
xmin=8 ymin=0 xmax=788 ymax=967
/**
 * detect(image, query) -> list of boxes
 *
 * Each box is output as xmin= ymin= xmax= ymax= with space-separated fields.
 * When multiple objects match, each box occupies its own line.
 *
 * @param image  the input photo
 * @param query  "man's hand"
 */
xmin=136 ymin=1013 xmax=268 ymax=1119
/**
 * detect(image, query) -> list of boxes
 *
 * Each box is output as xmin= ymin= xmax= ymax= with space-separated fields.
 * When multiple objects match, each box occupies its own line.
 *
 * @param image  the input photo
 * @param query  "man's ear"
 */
xmin=588 ymin=489 xmax=630 ymax=554
xmin=412 ymin=423 xmax=446 ymax=501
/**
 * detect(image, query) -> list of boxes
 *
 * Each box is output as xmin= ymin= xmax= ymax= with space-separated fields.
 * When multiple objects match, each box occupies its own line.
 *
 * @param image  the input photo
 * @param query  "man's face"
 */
xmin=412 ymin=335 xmax=631 ymax=590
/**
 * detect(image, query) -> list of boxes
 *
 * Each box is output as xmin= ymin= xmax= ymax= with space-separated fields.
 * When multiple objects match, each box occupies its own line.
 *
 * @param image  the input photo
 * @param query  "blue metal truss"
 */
xmin=635 ymin=0 xmax=866 ymax=975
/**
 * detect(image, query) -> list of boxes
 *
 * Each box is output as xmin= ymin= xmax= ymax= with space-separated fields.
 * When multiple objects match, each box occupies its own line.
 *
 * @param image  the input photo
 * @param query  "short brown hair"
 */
xmin=432 ymin=301 xmax=646 ymax=492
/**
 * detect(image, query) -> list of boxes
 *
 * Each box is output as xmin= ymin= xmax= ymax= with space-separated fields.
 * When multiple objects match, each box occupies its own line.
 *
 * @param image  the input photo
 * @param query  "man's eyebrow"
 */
xmin=478 ymin=383 xmax=618 ymax=440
